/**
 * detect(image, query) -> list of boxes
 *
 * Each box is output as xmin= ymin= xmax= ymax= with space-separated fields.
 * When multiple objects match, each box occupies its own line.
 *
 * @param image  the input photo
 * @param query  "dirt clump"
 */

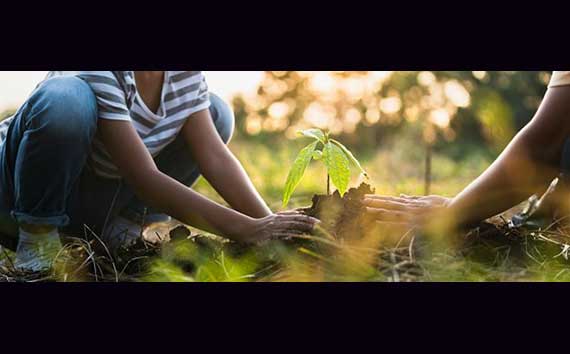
xmin=302 ymin=183 xmax=376 ymax=240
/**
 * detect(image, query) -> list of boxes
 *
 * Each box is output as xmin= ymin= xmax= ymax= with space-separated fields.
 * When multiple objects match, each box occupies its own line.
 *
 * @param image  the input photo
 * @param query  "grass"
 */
xmin=1 ymin=137 xmax=570 ymax=282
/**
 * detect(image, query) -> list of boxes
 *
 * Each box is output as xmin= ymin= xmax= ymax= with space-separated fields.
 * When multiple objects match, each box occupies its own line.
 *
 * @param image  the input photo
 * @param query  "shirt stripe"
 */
xmin=0 ymin=71 xmax=211 ymax=179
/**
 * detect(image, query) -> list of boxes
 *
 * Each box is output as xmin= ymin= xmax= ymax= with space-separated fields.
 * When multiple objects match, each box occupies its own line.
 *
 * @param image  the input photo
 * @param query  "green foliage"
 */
xmin=474 ymin=89 xmax=515 ymax=151
xmin=282 ymin=141 xmax=318 ymax=208
xmin=323 ymin=142 xmax=350 ymax=197
xmin=299 ymin=128 xmax=326 ymax=143
xmin=282 ymin=128 xmax=367 ymax=207
xmin=330 ymin=139 xmax=368 ymax=178
xmin=232 ymin=71 xmax=550 ymax=160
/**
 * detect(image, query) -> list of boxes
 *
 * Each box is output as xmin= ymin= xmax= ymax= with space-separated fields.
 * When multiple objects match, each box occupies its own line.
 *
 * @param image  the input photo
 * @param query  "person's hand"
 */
xmin=363 ymin=194 xmax=451 ymax=226
xmin=236 ymin=211 xmax=320 ymax=244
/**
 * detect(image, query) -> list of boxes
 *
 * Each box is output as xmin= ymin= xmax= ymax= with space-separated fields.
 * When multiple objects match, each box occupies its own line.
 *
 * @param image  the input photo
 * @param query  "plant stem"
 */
xmin=327 ymin=174 xmax=331 ymax=195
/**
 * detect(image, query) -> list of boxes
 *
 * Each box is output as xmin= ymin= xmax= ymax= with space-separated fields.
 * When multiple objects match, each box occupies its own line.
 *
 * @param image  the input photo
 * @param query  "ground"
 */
xmin=1 ymin=139 xmax=570 ymax=282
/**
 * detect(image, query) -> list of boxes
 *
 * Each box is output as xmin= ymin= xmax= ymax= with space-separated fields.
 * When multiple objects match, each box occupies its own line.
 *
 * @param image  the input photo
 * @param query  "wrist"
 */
xmin=248 ymin=207 xmax=272 ymax=219
xmin=442 ymin=197 xmax=472 ymax=229
xmin=424 ymin=202 xmax=456 ymax=235
xmin=231 ymin=215 xmax=258 ymax=243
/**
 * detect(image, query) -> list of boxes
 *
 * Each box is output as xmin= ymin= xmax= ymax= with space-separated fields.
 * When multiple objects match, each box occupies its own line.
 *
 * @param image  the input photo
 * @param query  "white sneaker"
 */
xmin=14 ymin=232 xmax=63 ymax=272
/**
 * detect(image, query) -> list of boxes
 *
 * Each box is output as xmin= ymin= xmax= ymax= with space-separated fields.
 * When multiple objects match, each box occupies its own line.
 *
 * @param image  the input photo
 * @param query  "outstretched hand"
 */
xmin=363 ymin=194 xmax=451 ymax=226
xmin=238 ymin=210 xmax=320 ymax=245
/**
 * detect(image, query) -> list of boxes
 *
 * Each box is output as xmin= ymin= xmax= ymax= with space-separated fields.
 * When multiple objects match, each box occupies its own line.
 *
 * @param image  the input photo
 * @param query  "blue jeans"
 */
xmin=0 ymin=76 xmax=234 ymax=250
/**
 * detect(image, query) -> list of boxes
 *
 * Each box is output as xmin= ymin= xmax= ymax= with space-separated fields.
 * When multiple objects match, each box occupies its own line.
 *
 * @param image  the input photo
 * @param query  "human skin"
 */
xmin=26 ymin=71 xmax=318 ymax=243
xmin=364 ymin=85 xmax=570 ymax=231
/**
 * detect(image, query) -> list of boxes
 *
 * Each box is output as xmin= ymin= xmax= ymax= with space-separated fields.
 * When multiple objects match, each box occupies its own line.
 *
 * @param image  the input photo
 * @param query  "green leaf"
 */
xmin=323 ymin=142 xmax=350 ymax=197
xmin=282 ymin=141 xmax=318 ymax=207
xmin=297 ymin=128 xmax=326 ymax=143
xmin=312 ymin=150 xmax=323 ymax=160
xmin=331 ymin=139 xmax=368 ymax=178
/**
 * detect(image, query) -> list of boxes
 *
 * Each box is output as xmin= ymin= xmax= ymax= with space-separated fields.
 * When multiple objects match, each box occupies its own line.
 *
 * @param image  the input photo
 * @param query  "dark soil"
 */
xmin=302 ymin=183 xmax=376 ymax=240
xmin=6 ymin=182 xmax=565 ymax=282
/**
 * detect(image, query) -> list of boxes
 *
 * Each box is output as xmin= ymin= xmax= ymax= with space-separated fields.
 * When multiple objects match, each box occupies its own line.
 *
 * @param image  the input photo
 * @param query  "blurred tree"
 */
xmin=232 ymin=71 xmax=550 ymax=193
xmin=233 ymin=71 xmax=548 ymax=146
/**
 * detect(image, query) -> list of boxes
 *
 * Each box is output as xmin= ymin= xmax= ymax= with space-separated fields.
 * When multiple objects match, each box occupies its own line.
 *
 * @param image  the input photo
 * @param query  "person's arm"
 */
xmin=180 ymin=109 xmax=272 ymax=218
xmin=98 ymin=119 xmax=317 ymax=243
xmin=365 ymin=86 xmax=570 ymax=228
xmin=447 ymin=86 xmax=570 ymax=225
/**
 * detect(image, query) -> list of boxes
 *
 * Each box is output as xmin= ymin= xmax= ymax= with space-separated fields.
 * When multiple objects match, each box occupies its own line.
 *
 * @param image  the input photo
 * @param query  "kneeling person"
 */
xmin=0 ymin=71 xmax=318 ymax=271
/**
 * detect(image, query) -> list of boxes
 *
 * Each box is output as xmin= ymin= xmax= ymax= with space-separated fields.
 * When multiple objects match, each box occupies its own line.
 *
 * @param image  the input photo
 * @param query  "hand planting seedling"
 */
xmin=282 ymin=128 xmax=374 ymax=240
xmin=282 ymin=128 xmax=368 ymax=207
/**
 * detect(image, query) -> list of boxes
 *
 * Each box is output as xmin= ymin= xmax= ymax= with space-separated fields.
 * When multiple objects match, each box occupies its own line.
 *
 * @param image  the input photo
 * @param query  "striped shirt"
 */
xmin=0 ymin=71 xmax=210 ymax=179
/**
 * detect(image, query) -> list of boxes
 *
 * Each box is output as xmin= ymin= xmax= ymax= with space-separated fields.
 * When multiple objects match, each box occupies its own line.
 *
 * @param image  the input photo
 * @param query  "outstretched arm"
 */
xmin=365 ymin=85 xmax=570 ymax=228
xmin=181 ymin=109 xmax=272 ymax=218
xmin=447 ymin=86 xmax=570 ymax=225
xmin=98 ymin=119 xmax=317 ymax=243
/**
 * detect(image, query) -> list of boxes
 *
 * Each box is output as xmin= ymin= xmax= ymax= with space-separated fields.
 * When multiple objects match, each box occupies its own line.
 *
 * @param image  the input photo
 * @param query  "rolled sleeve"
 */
xmin=78 ymin=71 xmax=132 ymax=121
xmin=188 ymin=75 xmax=211 ymax=116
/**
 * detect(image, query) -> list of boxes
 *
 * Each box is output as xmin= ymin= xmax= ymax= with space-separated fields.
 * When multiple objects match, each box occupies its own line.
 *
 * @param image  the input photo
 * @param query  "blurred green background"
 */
xmin=0 ymin=71 xmax=561 ymax=282
xmin=0 ymin=71 xmax=552 ymax=206
xmin=205 ymin=71 xmax=550 ymax=206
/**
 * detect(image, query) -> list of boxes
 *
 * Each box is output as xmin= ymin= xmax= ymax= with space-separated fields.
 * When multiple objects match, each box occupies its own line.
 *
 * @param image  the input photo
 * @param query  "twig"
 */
xmin=118 ymin=256 xmax=152 ymax=279
xmin=389 ymin=252 xmax=400 ymax=282
xmin=554 ymin=268 xmax=569 ymax=281
xmin=408 ymin=235 xmax=416 ymax=263
xmin=83 ymin=224 xmax=119 ymax=282
xmin=1 ymin=246 xmax=16 ymax=271
xmin=395 ymin=227 xmax=417 ymax=249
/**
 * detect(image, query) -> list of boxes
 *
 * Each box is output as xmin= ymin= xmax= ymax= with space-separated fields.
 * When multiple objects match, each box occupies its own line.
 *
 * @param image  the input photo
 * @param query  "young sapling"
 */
xmin=282 ymin=128 xmax=368 ymax=207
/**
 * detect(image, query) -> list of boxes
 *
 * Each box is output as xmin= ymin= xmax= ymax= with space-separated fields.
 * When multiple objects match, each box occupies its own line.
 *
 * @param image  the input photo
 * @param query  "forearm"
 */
xmin=97 ymin=116 xmax=266 ymax=242
xmin=447 ymin=128 xmax=559 ymax=227
xmin=200 ymin=153 xmax=272 ymax=218
xmin=127 ymin=169 xmax=255 ymax=241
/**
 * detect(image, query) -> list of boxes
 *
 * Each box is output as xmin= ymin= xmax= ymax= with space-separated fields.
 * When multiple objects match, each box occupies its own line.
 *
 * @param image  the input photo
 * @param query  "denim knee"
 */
xmin=27 ymin=76 xmax=98 ymax=145
xmin=209 ymin=93 xmax=235 ymax=144
xmin=7 ymin=76 xmax=98 ymax=227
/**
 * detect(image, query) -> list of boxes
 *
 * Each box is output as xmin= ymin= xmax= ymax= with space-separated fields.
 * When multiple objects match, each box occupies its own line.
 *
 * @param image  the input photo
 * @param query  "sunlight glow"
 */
xmin=304 ymin=102 xmax=336 ymax=129
xmin=380 ymin=96 xmax=402 ymax=114
xmin=308 ymin=72 xmax=336 ymax=94
xmin=472 ymin=71 xmax=487 ymax=80
xmin=417 ymin=71 xmax=436 ymax=86
xmin=365 ymin=108 xmax=381 ymax=124
xmin=430 ymin=108 xmax=451 ymax=128
xmin=444 ymin=80 xmax=471 ymax=107
xmin=245 ymin=114 xmax=262 ymax=135
xmin=268 ymin=101 xmax=290 ymax=119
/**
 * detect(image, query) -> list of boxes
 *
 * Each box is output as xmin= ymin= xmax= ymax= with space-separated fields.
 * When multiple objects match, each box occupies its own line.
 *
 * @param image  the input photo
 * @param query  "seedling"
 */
xmin=282 ymin=128 xmax=368 ymax=207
